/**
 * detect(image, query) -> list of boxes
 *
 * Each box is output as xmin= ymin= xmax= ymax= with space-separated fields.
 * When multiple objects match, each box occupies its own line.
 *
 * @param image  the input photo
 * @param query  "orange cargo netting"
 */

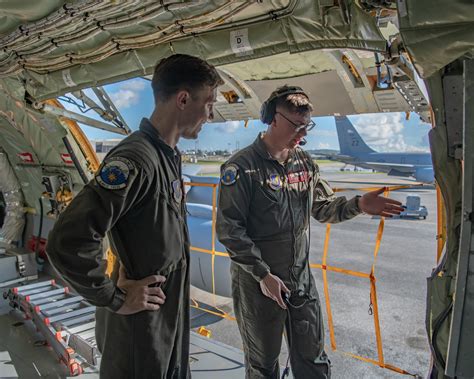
xmin=310 ymin=187 xmax=417 ymax=376
xmin=186 ymin=182 xmax=434 ymax=376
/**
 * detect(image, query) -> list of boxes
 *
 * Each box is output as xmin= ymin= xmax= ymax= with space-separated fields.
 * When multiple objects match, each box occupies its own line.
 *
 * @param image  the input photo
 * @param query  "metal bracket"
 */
xmin=34 ymin=102 xmax=128 ymax=136
xmin=33 ymin=85 xmax=130 ymax=136
xmin=443 ymin=72 xmax=464 ymax=159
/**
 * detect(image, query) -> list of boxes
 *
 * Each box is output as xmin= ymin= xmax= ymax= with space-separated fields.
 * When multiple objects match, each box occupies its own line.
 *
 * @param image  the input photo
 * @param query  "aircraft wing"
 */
xmin=330 ymin=154 xmax=354 ymax=161
xmin=182 ymin=164 xmax=202 ymax=176
xmin=364 ymin=162 xmax=415 ymax=174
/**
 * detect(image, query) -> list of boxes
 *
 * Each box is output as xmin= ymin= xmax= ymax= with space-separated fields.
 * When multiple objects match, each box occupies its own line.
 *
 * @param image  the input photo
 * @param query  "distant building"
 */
xmin=90 ymin=139 xmax=123 ymax=161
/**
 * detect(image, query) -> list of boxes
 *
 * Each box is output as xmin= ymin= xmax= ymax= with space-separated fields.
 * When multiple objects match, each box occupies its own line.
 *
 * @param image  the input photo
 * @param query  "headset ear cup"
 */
xmin=260 ymin=100 xmax=268 ymax=124
xmin=260 ymin=99 xmax=277 ymax=124
xmin=260 ymin=85 xmax=307 ymax=124
xmin=265 ymin=101 xmax=276 ymax=124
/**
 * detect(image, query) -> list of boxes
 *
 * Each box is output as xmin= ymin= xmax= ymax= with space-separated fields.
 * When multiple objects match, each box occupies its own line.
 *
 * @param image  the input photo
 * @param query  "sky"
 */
xmin=69 ymin=77 xmax=432 ymax=153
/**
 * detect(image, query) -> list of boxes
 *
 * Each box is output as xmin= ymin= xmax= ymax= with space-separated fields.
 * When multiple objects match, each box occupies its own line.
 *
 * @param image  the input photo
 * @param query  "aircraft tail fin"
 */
xmin=335 ymin=116 xmax=375 ymax=155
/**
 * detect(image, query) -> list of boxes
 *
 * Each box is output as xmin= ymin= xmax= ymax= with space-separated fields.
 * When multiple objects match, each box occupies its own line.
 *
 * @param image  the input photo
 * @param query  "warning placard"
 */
xmin=230 ymin=29 xmax=253 ymax=57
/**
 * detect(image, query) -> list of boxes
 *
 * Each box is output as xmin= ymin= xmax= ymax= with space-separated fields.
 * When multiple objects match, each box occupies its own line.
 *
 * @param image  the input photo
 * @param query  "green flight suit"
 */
xmin=47 ymin=118 xmax=191 ymax=379
xmin=217 ymin=133 xmax=361 ymax=379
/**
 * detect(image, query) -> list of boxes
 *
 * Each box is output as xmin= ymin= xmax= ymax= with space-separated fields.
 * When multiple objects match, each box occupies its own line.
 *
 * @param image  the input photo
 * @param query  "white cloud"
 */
xmin=110 ymin=79 xmax=147 ymax=109
xmin=317 ymin=142 xmax=330 ymax=149
xmin=351 ymin=113 xmax=429 ymax=152
xmin=403 ymin=144 xmax=430 ymax=153
xmin=214 ymin=121 xmax=241 ymax=134
xmin=311 ymin=130 xmax=337 ymax=137
xmin=125 ymin=80 xmax=147 ymax=92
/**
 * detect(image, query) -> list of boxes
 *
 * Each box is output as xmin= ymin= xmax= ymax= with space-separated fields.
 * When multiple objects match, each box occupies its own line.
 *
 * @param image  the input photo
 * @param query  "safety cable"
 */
xmin=282 ymin=294 xmax=292 ymax=379
xmin=58 ymin=95 xmax=103 ymax=115
xmin=34 ymin=198 xmax=45 ymax=268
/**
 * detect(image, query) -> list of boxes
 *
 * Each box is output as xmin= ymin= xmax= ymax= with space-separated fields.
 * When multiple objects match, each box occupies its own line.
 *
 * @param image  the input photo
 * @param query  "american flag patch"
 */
xmin=287 ymin=170 xmax=308 ymax=184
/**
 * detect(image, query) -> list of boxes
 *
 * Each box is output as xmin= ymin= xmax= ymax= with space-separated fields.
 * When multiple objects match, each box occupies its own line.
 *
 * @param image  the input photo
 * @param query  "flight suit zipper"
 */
xmin=171 ymin=152 xmax=188 ymax=262
xmin=282 ymin=162 xmax=299 ymax=292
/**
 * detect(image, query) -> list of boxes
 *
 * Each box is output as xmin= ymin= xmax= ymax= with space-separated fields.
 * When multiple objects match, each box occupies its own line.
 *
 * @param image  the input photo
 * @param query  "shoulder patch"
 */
xmin=221 ymin=164 xmax=239 ymax=186
xmin=96 ymin=157 xmax=134 ymax=190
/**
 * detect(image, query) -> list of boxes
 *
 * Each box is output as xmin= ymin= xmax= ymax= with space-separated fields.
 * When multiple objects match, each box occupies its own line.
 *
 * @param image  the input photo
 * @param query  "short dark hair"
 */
xmin=274 ymin=85 xmax=313 ymax=115
xmin=151 ymin=54 xmax=223 ymax=101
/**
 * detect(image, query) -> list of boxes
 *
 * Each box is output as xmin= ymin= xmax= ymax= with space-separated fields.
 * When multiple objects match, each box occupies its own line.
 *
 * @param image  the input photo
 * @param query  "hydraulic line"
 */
xmin=61 ymin=137 xmax=89 ymax=185
xmin=35 ymin=198 xmax=45 ymax=267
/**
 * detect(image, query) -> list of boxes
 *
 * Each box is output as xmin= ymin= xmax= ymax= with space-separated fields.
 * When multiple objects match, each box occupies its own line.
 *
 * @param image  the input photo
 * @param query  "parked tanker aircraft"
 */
xmin=0 ymin=1 xmax=473 ymax=378
xmin=334 ymin=115 xmax=434 ymax=182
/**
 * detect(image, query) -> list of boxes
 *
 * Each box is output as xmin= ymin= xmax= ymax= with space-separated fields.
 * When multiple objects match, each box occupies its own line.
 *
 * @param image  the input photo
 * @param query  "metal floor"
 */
xmin=0 ymin=283 xmax=246 ymax=378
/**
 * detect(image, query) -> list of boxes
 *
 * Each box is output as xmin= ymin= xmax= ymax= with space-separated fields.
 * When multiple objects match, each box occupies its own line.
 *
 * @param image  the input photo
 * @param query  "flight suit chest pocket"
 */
xmin=253 ymin=175 xmax=283 ymax=205
xmin=164 ymin=179 xmax=185 ymax=216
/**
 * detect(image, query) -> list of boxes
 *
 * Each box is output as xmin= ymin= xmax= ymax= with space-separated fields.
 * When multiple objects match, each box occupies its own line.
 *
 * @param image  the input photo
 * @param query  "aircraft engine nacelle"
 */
xmin=414 ymin=167 xmax=435 ymax=183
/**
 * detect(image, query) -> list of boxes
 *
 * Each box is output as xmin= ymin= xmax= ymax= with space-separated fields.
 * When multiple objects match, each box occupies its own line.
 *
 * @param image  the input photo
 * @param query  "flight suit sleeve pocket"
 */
xmin=315 ymin=179 xmax=336 ymax=201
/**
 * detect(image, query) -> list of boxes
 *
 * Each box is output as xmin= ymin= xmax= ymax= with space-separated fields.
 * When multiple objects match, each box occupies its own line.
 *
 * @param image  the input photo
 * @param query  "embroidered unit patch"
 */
xmin=221 ymin=164 xmax=239 ymax=185
xmin=96 ymin=157 xmax=133 ymax=190
xmin=268 ymin=174 xmax=282 ymax=190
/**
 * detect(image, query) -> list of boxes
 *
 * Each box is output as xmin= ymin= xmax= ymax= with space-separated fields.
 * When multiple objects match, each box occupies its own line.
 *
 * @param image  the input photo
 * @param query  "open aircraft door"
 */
xmin=444 ymin=60 xmax=474 ymax=378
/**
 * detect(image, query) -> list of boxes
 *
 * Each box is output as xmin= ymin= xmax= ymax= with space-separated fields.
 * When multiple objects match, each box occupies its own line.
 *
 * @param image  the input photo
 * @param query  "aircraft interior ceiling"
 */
xmin=0 ymin=0 xmax=390 ymax=99
xmin=0 ymin=1 xmax=474 ymax=377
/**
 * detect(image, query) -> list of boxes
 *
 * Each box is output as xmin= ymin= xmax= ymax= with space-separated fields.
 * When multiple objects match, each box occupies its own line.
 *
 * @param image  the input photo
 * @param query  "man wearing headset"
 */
xmin=216 ymin=85 xmax=403 ymax=378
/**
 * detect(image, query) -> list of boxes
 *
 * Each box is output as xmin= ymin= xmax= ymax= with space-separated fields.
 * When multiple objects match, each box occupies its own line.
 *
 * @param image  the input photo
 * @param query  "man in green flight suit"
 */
xmin=216 ymin=85 xmax=403 ymax=378
xmin=47 ymin=54 xmax=223 ymax=378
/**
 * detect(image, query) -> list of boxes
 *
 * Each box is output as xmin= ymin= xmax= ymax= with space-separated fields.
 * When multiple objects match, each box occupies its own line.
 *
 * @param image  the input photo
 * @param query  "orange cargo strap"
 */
xmin=190 ymin=297 xmax=236 ymax=322
xmin=310 ymin=186 xmax=418 ymax=377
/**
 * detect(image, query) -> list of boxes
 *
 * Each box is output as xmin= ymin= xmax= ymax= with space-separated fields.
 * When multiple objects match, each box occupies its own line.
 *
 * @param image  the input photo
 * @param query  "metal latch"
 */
xmin=17 ymin=258 xmax=26 ymax=276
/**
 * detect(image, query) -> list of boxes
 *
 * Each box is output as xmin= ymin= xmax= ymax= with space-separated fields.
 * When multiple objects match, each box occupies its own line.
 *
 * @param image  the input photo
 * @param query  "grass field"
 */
xmin=314 ymin=159 xmax=333 ymax=164
xmin=196 ymin=160 xmax=225 ymax=165
xmin=196 ymin=159 xmax=335 ymax=165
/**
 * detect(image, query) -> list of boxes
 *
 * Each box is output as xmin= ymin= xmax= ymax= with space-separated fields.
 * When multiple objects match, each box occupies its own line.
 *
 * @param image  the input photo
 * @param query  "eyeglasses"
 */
xmin=275 ymin=112 xmax=316 ymax=132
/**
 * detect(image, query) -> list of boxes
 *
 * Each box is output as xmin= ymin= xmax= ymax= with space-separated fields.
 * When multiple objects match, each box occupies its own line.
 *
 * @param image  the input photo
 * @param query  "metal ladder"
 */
xmin=3 ymin=280 xmax=99 ymax=376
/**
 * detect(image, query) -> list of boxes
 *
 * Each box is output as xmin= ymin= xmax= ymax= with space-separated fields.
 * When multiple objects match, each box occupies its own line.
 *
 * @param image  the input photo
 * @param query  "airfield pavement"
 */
xmin=191 ymin=162 xmax=437 ymax=378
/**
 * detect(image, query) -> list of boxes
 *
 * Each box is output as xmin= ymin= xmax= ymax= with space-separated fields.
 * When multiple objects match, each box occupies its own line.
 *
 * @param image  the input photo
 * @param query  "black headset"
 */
xmin=259 ymin=86 xmax=307 ymax=125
